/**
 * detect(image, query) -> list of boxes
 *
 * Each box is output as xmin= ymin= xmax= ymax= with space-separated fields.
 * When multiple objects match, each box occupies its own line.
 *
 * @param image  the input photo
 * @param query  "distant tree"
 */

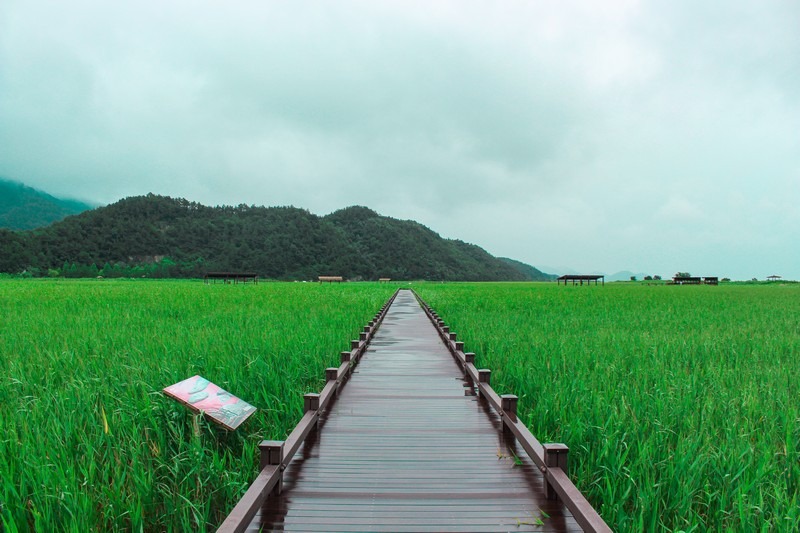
xmin=654 ymin=275 xmax=662 ymax=280
xmin=630 ymin=275 xmax=637 ymax=281
xmin=675 ymin=272 xmax=691 ymax=278
xmin=721 ymin=278 xmax=731 ymax=282
xmin=644 ymin=275 xmax=653 ymax=281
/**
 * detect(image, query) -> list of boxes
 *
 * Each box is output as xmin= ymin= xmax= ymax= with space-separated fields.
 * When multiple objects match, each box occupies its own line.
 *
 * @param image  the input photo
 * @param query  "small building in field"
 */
xmin=318 ymin=276 xmax=344 ymax=283
xmin=672 ymin=276 xmax=702 ymax=285
xmin=557 ymin=274 xmax=604 ymax=286
xmin=671 ymin=276 xmax=718 ymax=285
xmin=205 ymin=272 xmax=258 ymax=284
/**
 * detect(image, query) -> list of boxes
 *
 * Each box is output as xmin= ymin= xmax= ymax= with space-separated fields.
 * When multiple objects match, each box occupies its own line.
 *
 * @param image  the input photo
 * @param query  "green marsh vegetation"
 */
xmin=414 ymin=282 xmax=800 ymax=532
xmin=0 ymin=279 xmax=395 ymax=531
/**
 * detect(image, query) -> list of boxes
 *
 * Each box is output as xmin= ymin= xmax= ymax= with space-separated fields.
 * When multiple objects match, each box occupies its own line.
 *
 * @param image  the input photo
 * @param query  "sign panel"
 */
xmin=163 ymin=375 xmax=256 ymax=431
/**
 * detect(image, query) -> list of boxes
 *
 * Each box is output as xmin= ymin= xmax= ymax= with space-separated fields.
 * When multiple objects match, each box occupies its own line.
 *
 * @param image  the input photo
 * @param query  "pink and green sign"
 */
xmin=163 ymin=375 xmax=256 ymax=431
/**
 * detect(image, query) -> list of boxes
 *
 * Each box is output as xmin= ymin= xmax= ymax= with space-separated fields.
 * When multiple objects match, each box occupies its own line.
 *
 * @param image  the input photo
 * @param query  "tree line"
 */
xmin=0 ymin=195 xmax=552 ymax=281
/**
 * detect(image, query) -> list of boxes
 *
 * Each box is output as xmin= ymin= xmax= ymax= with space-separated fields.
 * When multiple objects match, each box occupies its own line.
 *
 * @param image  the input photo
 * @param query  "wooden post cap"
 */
xmin=455 ymin=341 xmax=464 ymax=352
xmin=449 ymin=332 xmax=457 ymax=341
xmin=351 ymin=339 xmax=360 ymax=350
xmin=326 ymin=368 xmax=338 ymax=381
xmin=359 ymin=332 xmax=368 ymax=341
xmin=543 ymin=443 xmax=570 ymax=500
xmin=304 ymin=393 xmax=320 ymax=412
xmin=464 ymin=352 xmax=476 ymax=364
xmin=501 ymin=394 xmax=518 ymax=416
xmin=442 ymin=326 xmax=450 ymax=334
xmin=340 ymin=351 xmax=351 ymax=363
xmin=259 ymin=440 xmax=284 ymax=469
xmin=478 ymin=369 xmax=491 ymax=384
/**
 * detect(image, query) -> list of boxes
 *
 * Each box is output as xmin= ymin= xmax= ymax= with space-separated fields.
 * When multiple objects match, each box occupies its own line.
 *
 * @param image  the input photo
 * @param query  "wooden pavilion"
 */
xmin=204 ymin=272 xmax=258 ymax=284
xmin=557 ymin=274 xmax=604 ymax=286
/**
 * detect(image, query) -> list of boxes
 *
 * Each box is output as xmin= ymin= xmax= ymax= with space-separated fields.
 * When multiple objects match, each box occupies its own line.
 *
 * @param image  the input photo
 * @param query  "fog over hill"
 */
xmin=0 ymin=178 xmax=93 ymax=230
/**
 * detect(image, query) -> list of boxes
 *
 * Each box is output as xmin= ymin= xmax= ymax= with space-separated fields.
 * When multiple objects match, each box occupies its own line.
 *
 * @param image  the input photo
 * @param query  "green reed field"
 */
xmin=0 ymin=279 xmax=396 ymax=532
xmin=414 ymin=282 xmax=800 ymax=532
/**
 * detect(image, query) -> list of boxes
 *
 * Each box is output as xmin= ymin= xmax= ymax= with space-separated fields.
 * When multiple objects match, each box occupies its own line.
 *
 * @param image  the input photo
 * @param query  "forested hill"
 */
xmin=0 ymin=194 xmax=553 ymax=281
xmin=0 ymin=178 xmax=93 ymax=230
xmin=497 ymin=257 xmax=556 ymax=282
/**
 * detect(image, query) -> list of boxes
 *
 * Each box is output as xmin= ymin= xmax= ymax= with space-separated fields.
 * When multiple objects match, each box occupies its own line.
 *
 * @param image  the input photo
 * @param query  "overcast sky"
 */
xmin=1 ymin=1 xmax=798 ymax=280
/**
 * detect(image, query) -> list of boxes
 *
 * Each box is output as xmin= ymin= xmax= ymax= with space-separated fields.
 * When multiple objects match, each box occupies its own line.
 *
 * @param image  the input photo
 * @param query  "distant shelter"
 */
xmin=557 ymin=274 xmax=604 ymax=286
xmin=205 ymin=272 xmax=258 ymax=284
xmin=318 ymin=276 xmax=344 ymax=283
xmin=671 ymin=276 xmax=718 ymax=285
xmin=672 ymin=276 xmax=702 ymax=285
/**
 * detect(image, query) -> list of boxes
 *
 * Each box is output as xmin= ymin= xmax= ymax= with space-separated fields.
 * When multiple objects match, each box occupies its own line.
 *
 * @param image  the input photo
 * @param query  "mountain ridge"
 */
xmin=0 ymin=178 xmax=93 ymax=230
xmin=0 ymin=192 xmax=553 ymax=281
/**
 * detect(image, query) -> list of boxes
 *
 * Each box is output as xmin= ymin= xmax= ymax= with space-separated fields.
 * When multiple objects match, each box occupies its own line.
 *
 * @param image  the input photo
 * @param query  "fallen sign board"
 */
xmin=163 ymin=375 xmax=256 ymax=431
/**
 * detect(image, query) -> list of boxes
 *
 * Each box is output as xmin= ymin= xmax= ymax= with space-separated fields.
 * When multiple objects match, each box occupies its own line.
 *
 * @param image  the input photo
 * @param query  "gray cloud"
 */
xmin=1 ymin=0 xmax=798 ymax=279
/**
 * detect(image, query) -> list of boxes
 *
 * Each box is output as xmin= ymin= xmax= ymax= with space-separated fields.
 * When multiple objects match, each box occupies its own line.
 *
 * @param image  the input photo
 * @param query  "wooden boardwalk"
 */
xmin=246 ymin=290 xmax=582 ymax=532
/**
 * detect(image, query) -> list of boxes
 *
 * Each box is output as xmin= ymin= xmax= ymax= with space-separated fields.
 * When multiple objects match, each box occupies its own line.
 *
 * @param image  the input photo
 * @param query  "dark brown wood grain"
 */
xmin=417 ymin=291 xmax=612 ymax=533
xmin=249 ymin=290 xmax=584 ymax=532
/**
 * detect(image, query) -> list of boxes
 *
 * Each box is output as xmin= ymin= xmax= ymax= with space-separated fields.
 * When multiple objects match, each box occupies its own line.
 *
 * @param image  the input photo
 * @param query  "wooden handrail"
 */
xmin=216 ymin=289 xmax=400 ymax=533
xmin=215 ymin=465 xmax=280 ymax=533
xmin=413 ymin=291 xmax=612 ymax=533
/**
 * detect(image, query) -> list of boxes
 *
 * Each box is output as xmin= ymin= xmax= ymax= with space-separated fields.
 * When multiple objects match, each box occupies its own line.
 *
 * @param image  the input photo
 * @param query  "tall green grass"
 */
xmin=414 ymin=282 xmax=800 ymax=532
xmin=0 ymin=279 xmax=395 ymax=531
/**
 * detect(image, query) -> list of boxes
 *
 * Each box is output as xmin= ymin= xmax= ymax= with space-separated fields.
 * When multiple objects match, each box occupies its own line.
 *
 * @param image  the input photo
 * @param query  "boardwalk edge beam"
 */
xmin=216 ymin=289 xmax=400 ymax=533
xmin=412 ymin=290 xmax=612 ymax=533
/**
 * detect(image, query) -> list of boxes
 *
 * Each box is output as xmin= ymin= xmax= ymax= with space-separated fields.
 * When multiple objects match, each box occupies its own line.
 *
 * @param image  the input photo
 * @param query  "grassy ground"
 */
xmin=0 ymin=279 xmax=396 ymax=531
xmin=413 ymin=282 xmax=800 ymax=532
xmin=4 ymin=279 xmax=797 ymax=531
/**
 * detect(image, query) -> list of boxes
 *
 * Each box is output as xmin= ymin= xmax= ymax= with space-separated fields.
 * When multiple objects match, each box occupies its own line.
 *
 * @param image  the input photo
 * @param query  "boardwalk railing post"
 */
xmin=304 ymin=393 xmax=320 ymax=413
xmin=501 ymin=394 xmax=518 ymax=437
xmin=455 ymin=341 xmax=464 ymax=352
xmin=501 ymin=395 xmax=518 ymax=416
xmin=259 ymin=440 xmax=284 ymax=494
xmin=464 ymin=352 xmax=475 ymax=364
xmin=478 ymin=369 xmax=491 ymax=398
xmin=543 ymin=443 xmax=569 ymax=500
xmin=340 ymin=351 xmax=351 ymax=363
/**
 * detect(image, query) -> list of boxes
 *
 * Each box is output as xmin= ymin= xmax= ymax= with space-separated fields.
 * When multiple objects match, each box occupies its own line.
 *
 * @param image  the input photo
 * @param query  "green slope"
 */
xmin=498 ymin=257 xmax=556 ymax=281
xmin=0 ymin=178 xmax=93 ymax=230
xmin=1 ymin=194 xmax=546 ymax=281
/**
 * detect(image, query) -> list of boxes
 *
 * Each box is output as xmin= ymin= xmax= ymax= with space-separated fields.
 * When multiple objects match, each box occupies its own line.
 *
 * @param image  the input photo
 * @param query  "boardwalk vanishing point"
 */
xmin=219 ymin=289 xmax=610 ymax=532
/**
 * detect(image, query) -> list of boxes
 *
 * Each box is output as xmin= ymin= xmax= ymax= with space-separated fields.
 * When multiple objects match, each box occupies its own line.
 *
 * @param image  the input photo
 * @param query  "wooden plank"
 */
xmin=547 ymin=468 xmax=613 ymax=533
xmin=282 ymin=411 xmax=318 ymax=466
xmin=216 ymin=465 xmax=280 ymax=533
xmin=317 ymin=380 xmax=337 ymax=412
xmin=250 ymin=290 xmax=588 ymax=532
xmin=504 ymin=416 xmax=547 ymax=469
